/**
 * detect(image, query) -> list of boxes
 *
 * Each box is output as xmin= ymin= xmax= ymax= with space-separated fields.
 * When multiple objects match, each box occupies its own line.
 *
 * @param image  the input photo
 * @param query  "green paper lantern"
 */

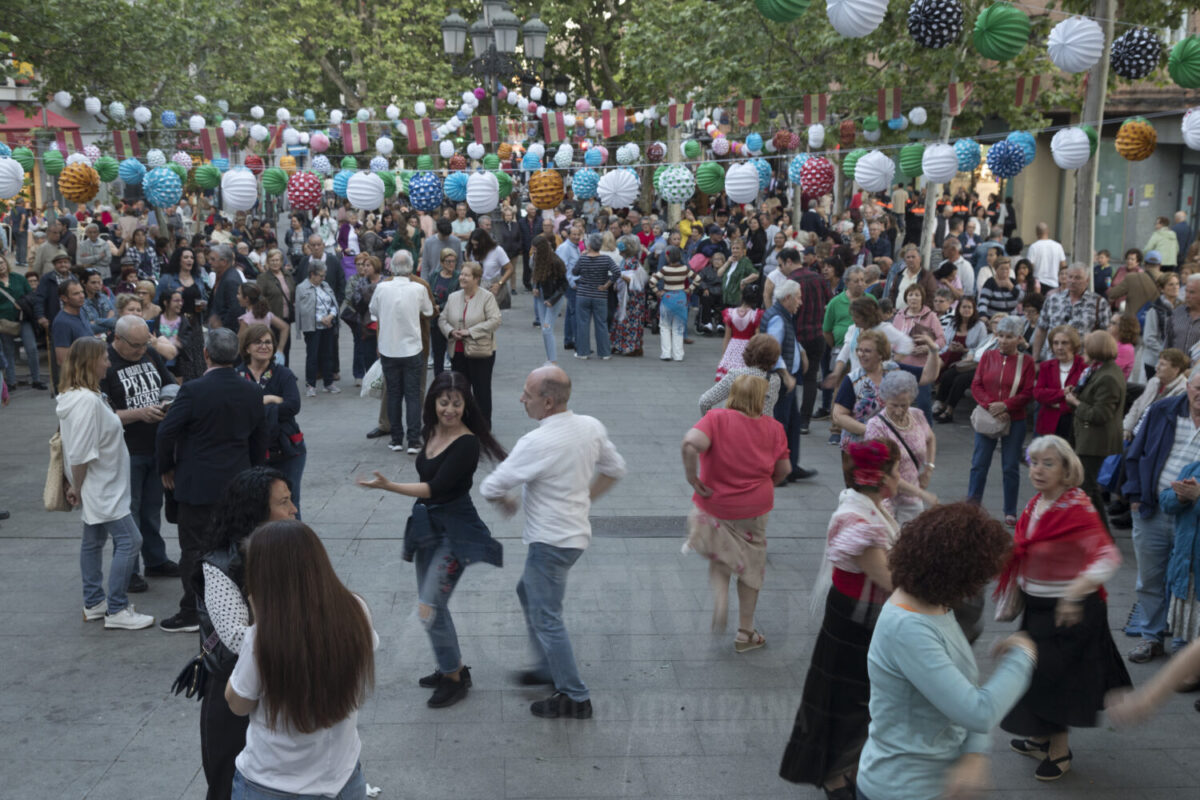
xmin=492 ymin=169 xmax=512 ymax=199
xmin=1081 ymin=124 xmax=1098 ymax=158
xmin=973 ymin=2 xmax=1030 ymax=62
xmin=168 ymin=162 xmax=187 ymax=181
xmin=94 ymin=155 xmax=119 ymax=183
xmin=12 ymin=147 xmax=34 ymax=172
xmin=416 ymin=154 xmax=434 ymax=171
xmin=261 ymin=167 xmax=288 ymax=196
xmin=899 ymin=143 xmax=925 ymax=178
xmin=193 ymin=163 xmax=220 ymax=189
xmin=379 ymin=170 xmax=396 ymax=198
xmin=340 ymin=155 xmax=358 ymax=170
xmin=843 ymin=148 xmax=868 ymax=181
xmin=683 ymin=140 xmax=701 ymax=160
xmin=482 ymin=153 xmax=500 ymax=170
xmin=43 ymin=149 xmax=64 ymax=176
xmin=863 ymin=115 xmax=880 ymax=132
xmin=754 ymin=0 xmax=810 ymax=23
xmin=695 ymin=161 xmax=724 ymax=195
xmin=1169 ymin=36 xmax=1200 ymax=89
xmin=398 ymin=170 xmax=413 ymax=194
xmin=653 ymin=165 xmax=667 ymax=190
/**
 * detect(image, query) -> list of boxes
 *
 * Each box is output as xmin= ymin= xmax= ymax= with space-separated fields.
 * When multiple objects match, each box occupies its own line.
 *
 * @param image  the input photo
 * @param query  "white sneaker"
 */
xmin=355 ymin=379 xmax=362 ymax=387
xmin=306 ymin=386 xmax=317 ymax=397
xmin=407 ymin=446 xmax=420 ymax=455
xmin=83 ymin=601 xmax=107 ymax=621
xmin=388 ymin=443 xmax=406 ymax=452
xmin=324 ymin=385 xmax=342 ymax=394
xmin=104 ymin=606 xmax=154 ymax=630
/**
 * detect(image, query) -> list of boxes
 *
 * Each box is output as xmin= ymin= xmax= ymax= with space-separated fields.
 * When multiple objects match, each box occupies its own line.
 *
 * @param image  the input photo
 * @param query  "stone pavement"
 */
xmin=1 ymin=290 xmax=1198 ymax=800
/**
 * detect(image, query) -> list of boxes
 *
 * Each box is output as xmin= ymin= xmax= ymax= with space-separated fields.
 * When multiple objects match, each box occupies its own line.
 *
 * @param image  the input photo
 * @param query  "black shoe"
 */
xmin=564 ymin=342 xmax=575 ymax=351
xmin=31 ymin=381 xmax=48 ymax=390
xmin=427 ymin=673 xmax=470 ymax=708
xmin=798 ymin=426 xmax=811 ymax=435
xmin=158 ymin=612 xmax=200 ymax=632
xmin=1110 ymin=513 xmax=1132 ymax=529
xmin=126 ymin=573 xmax=149 ymax=593
xmin=1034 ymin=750 xmax=1072 ymax=781
xmin=144 ymin=559 xmax=180 ymax=578
xmin=812 ymin=408 xmax=831 ymax=421
xmin=530 ymin=691 xmax=593 ymax=719
xmin=420 ymin=665 xmax=473 ymax=689
xmin=514 ymin=669 xmax=554 ymax=686
xmin=0 ymin=509 xmax=9 ymax=521
xmin=532 ymin=320 xmax=541 ymax=327
xmin=365 ymin=427 xmax=388 ymax=439
xmin=788 ymin=467 xmax=817 ymax=482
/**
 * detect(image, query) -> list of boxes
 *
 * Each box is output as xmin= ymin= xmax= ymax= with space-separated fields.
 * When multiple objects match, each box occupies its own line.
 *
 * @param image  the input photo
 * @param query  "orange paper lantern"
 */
xmin=528 ymin=169 xmax=564 ymax=210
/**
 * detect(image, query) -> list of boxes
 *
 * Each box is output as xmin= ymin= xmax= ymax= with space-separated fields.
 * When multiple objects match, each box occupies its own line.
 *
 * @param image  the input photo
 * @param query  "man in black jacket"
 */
xmin=207 ymin=244 xmax=245 ymax=331
xmin=156 ymin=328 xmax=267 ymax=632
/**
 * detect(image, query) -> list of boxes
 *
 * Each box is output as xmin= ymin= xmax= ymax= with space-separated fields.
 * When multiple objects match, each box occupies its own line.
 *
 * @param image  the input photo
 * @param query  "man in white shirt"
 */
xmin=370 ymin=253 xmax=433 ymax=454
xmin=450 ymin=203 xmax=475 ymax=242
xmin=939 ymin=237 xmax=975 ymax=298
xmin=1027 ymin=222 xmax=1068 ymax=292
xmin=480 ymin=366 xmax=626 ymax=720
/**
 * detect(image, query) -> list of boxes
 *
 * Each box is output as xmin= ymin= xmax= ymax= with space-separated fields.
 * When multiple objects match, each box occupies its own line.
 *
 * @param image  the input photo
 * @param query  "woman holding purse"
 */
xmin=438 ymin=262 xmax=501 ymax=427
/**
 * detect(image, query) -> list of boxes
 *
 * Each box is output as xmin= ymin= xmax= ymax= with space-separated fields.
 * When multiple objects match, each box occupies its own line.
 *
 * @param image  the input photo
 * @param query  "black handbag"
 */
xmin=170 ymin=630 xmax=222 ymax=701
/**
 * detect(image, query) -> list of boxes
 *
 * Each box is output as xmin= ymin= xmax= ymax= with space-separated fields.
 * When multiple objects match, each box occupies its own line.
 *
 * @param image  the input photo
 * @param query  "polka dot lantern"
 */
xmin=119 ymin=157 xmax=146 ymax=185
xmin=696 ymin=161 xmax=725 ymax=195
xmin=333 ymin=169 xmax=354 ymax=198
xmin=954 ymin=138 xmax=981 ymax=171
xmin=529 ymin=169 xmax=565 ymax=210
xmin=800 ymin=156 xmax=835 ymax=196
xmin=712 ymin=137 xmax=730 ymax=157
xmin=751 ymin=158 xmax=772 ymax=190
xmin=172 ymin=151 xmax=194 ymax=171
xmin=408 ymin=172 xmax=443 ymax=211
xmin=160 ymin=110 xmax=178 ymax=128
xmin=647 ymin=142 xmax=666 ymax=163
xmin=369 ymin=156 xmax=389 ymax=173
xmin=444 ymin=171 xmax=469 ymax=202
xmin=572 ymin=167 xmax=600 ymax=200
xmin=310 ymin=155 xmax=331 ymax=176
xmin=616 ymin=143 xmax=640 ymax=165
xmin=1006 ymin=131 xmax=1036 ymax=167
xmin=1115 ymin=117 xmax=1157 ymax=161
xmin=82 ymin=144 xmax=101 ymax=164
xmin=985 ymin=140 xmax=1024 ymax=179
xmin=147 ymin=149 xmax=166 ymax=168
xmin=788 ymin=153 xmax=810 ymax=183
xmin=1110 ymin=27 xmax=1163 ymax=81
xmin=143 ymin=166 xmax=183 ymax=207
xmin=58 ymin=162 xmax=100 ymax=203
xmin=907 ymin=0 xmax=964 ymax=49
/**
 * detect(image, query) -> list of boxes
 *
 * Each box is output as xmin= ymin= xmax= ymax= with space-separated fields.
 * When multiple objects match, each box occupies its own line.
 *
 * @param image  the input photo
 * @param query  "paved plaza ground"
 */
xmin=2 ymin=290 xmax=1199 ymax=799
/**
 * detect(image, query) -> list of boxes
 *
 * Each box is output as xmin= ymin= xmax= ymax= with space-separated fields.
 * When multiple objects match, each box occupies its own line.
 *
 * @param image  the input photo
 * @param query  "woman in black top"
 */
xmin=358 ymin=370 xmax=507 ymax=708
xmin=530 ymin=234 xmax=568 ymax=363
xmin=745 ymin=214 xmax=768 ymax=266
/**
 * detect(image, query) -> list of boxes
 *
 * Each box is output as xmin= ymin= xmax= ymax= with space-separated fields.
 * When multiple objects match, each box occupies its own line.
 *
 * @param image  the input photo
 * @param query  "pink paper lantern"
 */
xmin=473 ymin=87 xmax=486 ymax=101
xmin=800 ymin=156 xmax=835 ymax=197
xmin=435 ymin=97 xmax=447 ymax=110
xmin=527 ymin=102 xmax=538 ymax=116
xmin=598 ymin=146 xmax=609 ymax=163
xmin=498 ymin=87 xmax=508 ymax=100
xmin=310 ymin=132 xmax=330 ymax=153
xmin=788 ymin=132 xmax=801 ymax=150
xmin=575 ymin=98 xmax=590 ymax=113
xmin=712 ymin=137 xmax=731 ymax=156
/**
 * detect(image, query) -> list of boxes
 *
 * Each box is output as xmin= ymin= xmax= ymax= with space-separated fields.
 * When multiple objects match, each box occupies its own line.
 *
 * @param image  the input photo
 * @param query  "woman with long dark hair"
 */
xmin=465 ymin=228 xmax=513 ymax=296
xmin=225 ymin=520 xmax=376 ymax=799
xmin=530 ymin=234 xmax=568 ymax=364
xmin=358 ymin=371 xmax=506 ymax=708
xmin=195 ymin=467 xmax=296 ymax=800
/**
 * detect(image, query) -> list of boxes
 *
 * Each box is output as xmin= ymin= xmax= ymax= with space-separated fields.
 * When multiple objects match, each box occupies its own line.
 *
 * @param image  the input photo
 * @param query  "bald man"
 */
xmin=480 ymin=366 xmax=626 ymax=720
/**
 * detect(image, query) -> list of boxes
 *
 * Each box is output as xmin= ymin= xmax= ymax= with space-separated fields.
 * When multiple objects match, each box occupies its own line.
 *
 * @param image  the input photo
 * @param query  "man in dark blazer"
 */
xmin=155 ymin=328 xmax=267 ymax=632
xmin=296 ymin=233 xmax=345 ymax=377
xmin=520 ymin=203 xmax=541 ymax=291
xmin=207 ymin=244 xmax=246 ymax=331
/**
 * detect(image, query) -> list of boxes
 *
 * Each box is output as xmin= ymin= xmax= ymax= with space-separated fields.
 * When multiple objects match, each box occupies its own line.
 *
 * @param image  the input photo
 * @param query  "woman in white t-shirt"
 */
xmin=226 ymin=520 xmax=377 ymax=800
xmin=465 ymin=229 xmax=512 ymax=294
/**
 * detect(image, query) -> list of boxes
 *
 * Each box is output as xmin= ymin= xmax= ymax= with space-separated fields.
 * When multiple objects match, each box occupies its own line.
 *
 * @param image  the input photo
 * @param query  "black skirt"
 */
xmin=1001 ymin=591 xmax=1132 ymax=736
xmin=780 ymin=586 xmax=882 ymax=787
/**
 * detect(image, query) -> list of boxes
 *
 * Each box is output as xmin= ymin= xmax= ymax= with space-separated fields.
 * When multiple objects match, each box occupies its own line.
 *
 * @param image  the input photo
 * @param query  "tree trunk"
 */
xmin=1071 ymin=0 xmax=1117 ymax=274
xmin=667 ymin=123 xmax=682 ymax=228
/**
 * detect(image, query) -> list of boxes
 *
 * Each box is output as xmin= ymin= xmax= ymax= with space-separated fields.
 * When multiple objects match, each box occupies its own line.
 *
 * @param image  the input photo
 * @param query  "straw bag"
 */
xmin=44 ymin=430 xmax=73 ymax=512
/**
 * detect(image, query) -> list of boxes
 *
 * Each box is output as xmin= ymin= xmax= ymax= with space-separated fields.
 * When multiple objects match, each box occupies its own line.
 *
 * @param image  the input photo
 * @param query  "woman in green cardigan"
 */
xmin=1065 ymin=329 xmax=1127 ymax=528
xmin=721 ymin=238 xmax=760 ymax=308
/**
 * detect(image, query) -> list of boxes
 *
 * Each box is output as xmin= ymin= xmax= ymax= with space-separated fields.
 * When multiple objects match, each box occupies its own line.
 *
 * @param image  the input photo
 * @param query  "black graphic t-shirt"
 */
xmin=99 ymin=345 xmax=175 ymax=455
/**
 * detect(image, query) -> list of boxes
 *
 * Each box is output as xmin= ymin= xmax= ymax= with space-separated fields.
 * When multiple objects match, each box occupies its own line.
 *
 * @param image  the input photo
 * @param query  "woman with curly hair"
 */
xmin=780 ymin=439 xmax=902 ymax=800
xmin=856 ymin=503 xmax=1036 ymax=800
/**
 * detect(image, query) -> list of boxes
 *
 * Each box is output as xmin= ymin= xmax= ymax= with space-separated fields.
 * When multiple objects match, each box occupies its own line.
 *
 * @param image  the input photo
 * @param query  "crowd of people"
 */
xmin=8 ymin=174 xmax=1200 ymax=800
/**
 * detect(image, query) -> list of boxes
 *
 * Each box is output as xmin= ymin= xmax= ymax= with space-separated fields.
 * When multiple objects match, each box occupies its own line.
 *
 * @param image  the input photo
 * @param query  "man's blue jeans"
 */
xmin=517 ymin=542 xmax=588 ymax=702
xmin=563 ymin=286 xmax=577 ymax=347
xmin=967 ymin=417 xmax=1027 ymax=517
xmin=380 ymin=353 xmax=423 ymax=447
xmin=233 ymin=762 xmax=365 ymax=800
xmin=1131 ymin=508 xmax=1176 ymax=644
xmin=574 ymin=294 xmax=611 ymax=358
xmin=81 ymin=514 xmax=142 ymax=614
xmin=129 ymin=452 xmax=168 ymax=570
xmin=415 ymin=538 xmax=466 ymax=674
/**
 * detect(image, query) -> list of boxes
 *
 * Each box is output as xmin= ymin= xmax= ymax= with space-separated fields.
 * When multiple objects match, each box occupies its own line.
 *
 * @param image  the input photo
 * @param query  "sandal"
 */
xmin=1010 ymin=738 xmax=1049 ymax=759
xmin=1004 ymin=514 xmax=1018 ymax=528
xmin=1035 ymin=750 xmax=1072 ymax=781
xmin=734 ymin=628 xmax=766 ymax=653
xmin=934 ymin=410 xmax=954 ymax=424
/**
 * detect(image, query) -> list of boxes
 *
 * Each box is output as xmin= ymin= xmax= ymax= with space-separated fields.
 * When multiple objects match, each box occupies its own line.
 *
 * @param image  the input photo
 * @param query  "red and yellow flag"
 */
xmin=112 ymin=130 xmax=140 ymax=159
xmin=667 ymin=101 xmax=693 ymax=128
xmin=947 ymin=82 xmax=974 ymax=116
xmin=802 ymin=94 xmax=828 ymax=126
xmin=340 ymin=122 xmax=369 ymax=153
xmin=472 ymin=115 xmax=499 ymax=144
xmin=199 ymin=127 xmax=229 ymax=160
xmin=877 ymin=88 xmax=902 ymax=121
xmin=54 ymin=129 xmax=83 ymax=154
xmin=404 ymin=118 xmax=432 ymax=153
xmin=542 ymin=112 xmax=567 ymax=144
xmin=735 ymin=98 xmax=761 ymax=127
xmin=599 ymin=108 xmax=625 ymax=138
xmin=1013 ymin=75 xmax=1046 ymax=108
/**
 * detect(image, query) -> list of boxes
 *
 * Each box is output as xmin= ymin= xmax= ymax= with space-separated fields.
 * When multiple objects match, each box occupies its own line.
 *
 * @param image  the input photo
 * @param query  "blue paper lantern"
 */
xmin=160 ymin=110 xmax=178 ymax=128
xmin=212 ymin=157 xmax=230 ymax=173
xmin=573 ymin=167 xmax=599 ymax=200
xmin=333 ymin=169 xmax=354 ymax=198
xmin=752 ymin=158 xmax=772 ymax=189
xmin=143 ymin=166 xmax=182 ymax=206
xmin=0 ymin=142 xmax=10 ymax=158
xmin=119 ymin=157 xmax=146 ymax=185
xmin=521 ymin=151 xmax=543 ymax=171
xmin=311 ymin=155 xmax=332 ymax=175
xmin=887 ymin=115 xmax=906 ymax=131
xmin=456 ymin=110 xmax=469 ymax=120
xmin=584 ymin=148 xmax=603 ymax=167
xmin=369 ymin=156 xmax=389 ymax=173
xmin=788 ymin=153 xmax=810 ymax=183
xmin=746 ymin=132 xmax=764 ymax=153
xmin=1006 ymin=130 xmax=1036 ymax=166
xmin=408 ymin=171 xmax=443 ymax=212
xmin=303 ymin=108 xmax=316 ymax=123
xmin=444 ymin=171 xmax=469 ymax=202
xmin=986 ymin=140 xmax=1025 ymax=179
xmin=954 ymin=138 xmax=981 ymax=171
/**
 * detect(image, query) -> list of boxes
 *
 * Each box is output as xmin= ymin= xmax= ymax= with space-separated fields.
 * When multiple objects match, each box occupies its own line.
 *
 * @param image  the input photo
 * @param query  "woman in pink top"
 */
xmin=1108 ymin=314 xmax=1139 ymax=380
xmin=891 ymin=283 xmax=945 ymax=369
xmin=682 ymin=375 xmax=790 ymax=652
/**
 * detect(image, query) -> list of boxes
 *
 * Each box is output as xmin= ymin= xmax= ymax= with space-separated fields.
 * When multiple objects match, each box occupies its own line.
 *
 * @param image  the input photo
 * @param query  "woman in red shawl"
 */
xmin=993 ymin=435 xmax=1130 ymax=782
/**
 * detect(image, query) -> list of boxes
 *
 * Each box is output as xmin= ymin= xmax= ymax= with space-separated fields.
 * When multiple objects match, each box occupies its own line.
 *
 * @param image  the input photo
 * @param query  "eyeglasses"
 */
xmin=252 ymin=339 xmax=274 ymax=348
xmin=118 ymin=335 xmax=148 ymax=350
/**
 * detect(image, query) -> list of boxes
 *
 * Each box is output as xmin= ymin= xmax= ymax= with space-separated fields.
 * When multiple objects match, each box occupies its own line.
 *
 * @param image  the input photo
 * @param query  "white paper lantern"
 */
xmin=1048 ymin=16 xmax=1105 ymax=74
xmin=283 ymin=127 xmax=301 ymax=146
xmin=554 ymin=144 xmax=574 ymax=169
xmin=724 ymin=162 xmax=760 ymax=204
xmin=194 ymin=94 xmax=208 ymax=105
xmin=529 ymin=143 xmax=546 ymax=159
xmin=276 ymin=107 xmax=290 ymax=122
xmin=0 ymin=157 xmax=24 ymax=198
xmin=300 ymin=132 xmax=310 ymax=145
xmin=1051 ymin=127 xmax=1092 ymax=168
xmin=250 ymin=124 xmax=269 ymax=142
xmin=854 ymin=150 xmax=896 ymax=192
xmin=371 ymin=136 xmax=392 ymax=156
xmin=529 ymin=87 xmax=543 ymax=102
xmin=147 ymin=149 xmax=166 ymax=167
xmin=133 ymin=106 xmax=152 ymax=125
xmin=467 ymin=95 xmax=479 ymax=109
xmin=439 ymin=140 xmax=455 ymax=159
xmin=536 ymin=106 xmax=548 ymax=118
xmin=464 ymin=143 xmax=483 ymax=160
xmin=108 ymin=102 xmax=126 ymax=120
xmin=66 ymin=152 xmax=90 ymax=166
xmin=553 ymin=91 xmax=567 ymax=107
xmin=220 ymin=119 xmax=237 ymax=138
xmin=347 ymin=171 xmax=385 ymax=210
xmin=909 ymin=106 xmax=928 ymax=126
xmin=222 ymin=169 xmax=259 ymax=212
xmin=564 ymin=114 xmax=576 ymax=128
xmin=84 ymin=96 xmax=101 ymax=115
xmin=600 ymin=99 xmax=613 ymax=110
xmin=385 ymin=103 xmax=400 ymax=120
xmin=250 ymin=105 xmax=264 ymax=119
xmin=330 ymin=109 xmax=344 ymax=125
xmin=634 ymin=112 xmax=645 ymax=124
xmin=217 ymin=100 xmax=229 ymax=113
xmin=921 ymin=143 xmax=959 ymax=183
xmin=466 ymin=170 xmax=500 ymax=214
xmin=1183 ymin=109 xmax=1200 ymax=151
xmin=827 ymin=0 xmax=889 ymax=38
xmin=597 ymin=168 xmax=639 ymax=208
xmin=863 ymin=127 xmax=881 ymax=143
xmin=616 ymin=143 xmax=640 ymax=164
xmin=449 ymin=116 xmax=464 ymax=130
xmin=414 ymin=101 xmax=427 ymax=117
xmin=186 ymin=114 xmax=204 ymax=133
xmin=584 ymin=117 xmax=596 ymax=130
xmin=354 ymin=108 xmax=369 ymax=122
xmin=54 ymin=90 xmax=72 ymax=108
xmin=808 ymin=123 xmax=826 ymax=150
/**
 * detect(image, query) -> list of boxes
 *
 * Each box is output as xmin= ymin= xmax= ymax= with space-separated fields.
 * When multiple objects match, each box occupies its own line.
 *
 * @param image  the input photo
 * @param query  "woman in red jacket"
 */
xmin=1032 ymin=325 xmax=1085 ymax=442
xmin=967 ymin=315 xmax=1036 ymax=527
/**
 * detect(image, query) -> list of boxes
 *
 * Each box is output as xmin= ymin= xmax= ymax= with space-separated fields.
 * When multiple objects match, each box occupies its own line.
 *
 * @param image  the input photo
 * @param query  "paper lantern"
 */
xmin=1169 ymin=37 xmax=1200 ymax=89
xmin=244 ymin=154 xmax=264 ymax=176
xmin=572 ymin=167 xmax=600 ymax=200
xmin=443 ymin=171 xmax=469 ymax=202
xmin=108 ymin=101 xmax=126 ymax=120
xmin=838 ymin=120 xmax=856 ymax=147
xmin=596 ymin=168 xmax=638 ymax=208
xmin=554 ymin=144 xmax=574 ymax=169
xmin=774 ymin=129 xmax=793 ymax=150
xmin=480 ymin=153 xmax=500 ymax=170
xmin=332 ymin=169 xmax=353 ymax=198
xmin=918 ymin=143 xmax=956 ymax=183
xmin=898 ymin=143 xmax=925 ymax=178
xmin=11 ymin=146 xmax=33 ymax=173
xmin=800 ymin=156 xmax=835 ymax=196
xmin=973 ymin=2 xmax=1029 ymax=61
xmin=213 ymin=157 xmax=231 ymax=173
xmin=1005 ymin=131 xmax=1036 ymax=167
xmin=1111 ymin=27 xmax=1163 ymax=81
xmin=1050 ymin=127 xmax=1091 ymax=169
xmin=275 ymin=107 xmax=291 ymax=123
xmin=0 ymin=158 xmax=24 ymax=198
xmin=724 ymin=162 xmax=759 ymax=204
xmin=408 ymin=172 xmax=443 ymax=211
xmin=172 ymin=151 xmax=194 ymax=170
xmin=465 ymin=170 xmax=500 ymax=215
xmin=249 ymin=124 xmax=269 ymax=142
xmin=311 ymin=155 xmax=332 ymax=175
xmin=279 ymin=155 xmax=297 ymax=175
xmin=652 ymin=165 xmax=667 ymax=191
xmin=43 ymin=149 xmax=64 ymax=176
xmin=746 ymin=132 xmax=764 ymax=153
xmin=888 ymin=115 xmax=909 ymax=131
xmin=497 ymin=142 xmax=513 ymax=161
xmin=94 ymin=155 xmax=119 ymax=183
xmin=191 ymin=163 xmax=219 ymax=189
xmin=369 ymin=156 xmax=388 ymax=173
xmin=529 ymin=169 xmax=565 ymax=209
xmin=907 ymin=0 xmax=963 ymax=49
xmin=160 ymin=110 xmax=177 ymax=128
xmin=66 ymin=152 xmax=90 ymax=167
xmin=447 ymin=154 xmax=467 ymax=172
xmin=580 ymin=148 xmax=601 ymax=168
xmin=492 ymin=169 xmax=512 ymax=199
xmin=377 ymin=171 xmax=395 ymax=199
xmin=188 ymin=113 xmax=205 ymax=133
xmin=954 ymin=138 xmax=981 ymax=171
xmin=827 ymin=0 xmax=888 ymax=37
xmin=1183 ymin=109 xmax=1200 ymax=151
xmin=306 ymin=132 xmax=328 ymax=154
xmin=696 ymin=161 xmax=725 ymax=194
xmin=145 ymin=149 xmax=164 ymax=168
xmin=712 ymin=137 xmax=731 ymax=157
xmin=416 ymin=154 xmax=434 ymax=171
xmin=217 ymin=119 xmax=236 ymax=139
xmin=1115 ymin=117 xmax=1157 ymax=161
xmin=261 ymin=167 xmax=287 ymax=197
xmin=222 ymin=168 xmax=259 ymax=212
xmin=84 ymin=96 xmax=101 ymax=115
xmin=1080 ymin=124 xmax=1098 ymax=157
xmin=521 ymin=151 xmax=542 ymax=172
xmin=841 ymin=150 xmax=865 ymax=181
xmin=118 ymin=157 xmax=145 ymax=185
xmin=53 ymin=90 xmax=71 ymax=108
xmin=166 ymin=161 xmax=186 ymax=182
xmin=466 ymin=142 xmax=485 ymax=161
xmin=755 ymin=0 xmax=811 ymax=22
xmin=908 ymin=107 xmax=928 ymax=126
xmin=347 ymin=171 xmax=385 ymax=210
xmin=854 ymin=150 xmax=895 ymax=192
xmin=616 ymin=143 xmax=640 ymax=165
xmin=647 ymin=142 xmax=666 ymax=163
xmin=143 ymin=166 xmax=182 ymax=206
xmin=752 ymin=158 xmax=772 ymax=189
xmin=438 ymin=140 xmax=454 ymax=159
xmin=806 ymin=124 xmax=825 ymax=150
xmin=986 ymin=140 xmax=1024 ymax=178
xmin=356 ymin=108 xmax=370 ymax=122
xmin=0 ymin=143 xmax=9 ymax=158
xmin=863 ymin=128 xmax=881 ymax=143
xmin=132 ymin=106 xmax=152 ymax=125
xmin=82 ymin=144 xmax=101 ymax=164
xmin=248 ymin=105 xmax=264 ymax=120
xmin=304 ymin=109 xmax=316 ymax=123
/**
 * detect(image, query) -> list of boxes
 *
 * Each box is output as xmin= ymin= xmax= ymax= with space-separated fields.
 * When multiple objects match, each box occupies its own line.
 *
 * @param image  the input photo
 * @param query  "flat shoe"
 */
xmin=734 ymin=627 xmax=765 ymax=653
xmin=1010 ymin=738 xmax=1049 ymax=759
xmin=1035 ymin=751 xmax=1072 ymax=781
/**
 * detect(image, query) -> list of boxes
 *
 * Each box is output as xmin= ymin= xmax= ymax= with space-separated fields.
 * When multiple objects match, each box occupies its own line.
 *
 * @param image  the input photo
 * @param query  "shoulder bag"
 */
xmin=44 ymin=430 xmax=73 ymax=512
xmin=0 ymin=284 xmax=23 ymax=336
xmin=970 ymin=354 xmax=1023 ymax=439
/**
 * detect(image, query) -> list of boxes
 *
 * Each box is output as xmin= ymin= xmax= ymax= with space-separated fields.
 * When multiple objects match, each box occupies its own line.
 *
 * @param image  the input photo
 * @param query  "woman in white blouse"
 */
xmin=55 ymin=338 xmax=155 ymax=631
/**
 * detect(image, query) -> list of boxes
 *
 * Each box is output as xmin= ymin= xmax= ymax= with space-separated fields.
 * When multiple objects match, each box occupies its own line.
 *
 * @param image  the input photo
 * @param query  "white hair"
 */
xmin=390 ymin=250 xmax=414 ymax=276
xmin=774 ymin=279 xmax=801 ymax=302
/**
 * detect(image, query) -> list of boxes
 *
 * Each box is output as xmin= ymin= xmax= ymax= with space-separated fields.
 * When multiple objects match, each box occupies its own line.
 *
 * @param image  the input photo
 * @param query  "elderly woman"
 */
xmin=610 ymin=235 xmax=649 ymax=357
xmin=1124 ymin=348 xmax=1189 ymax=441
xmin=1065 ymin=330 xmax=1127 ymax=528
xmin=863 ymin=370 xmax=938 ymax=524
xmin=978 ymin=257 xmax=1021 ymax=319
xmin=857 ymin=504 xmax=1035 ymax=800
xmin=1141 ymin=271 xmax=1181 ymax=381
xmin=780 ymin=439 xmax=903 ymax=799
xmin=438 ymin=261 xmax=501 ymax=426
xmin=683 ymin=375 xmax=790 ymax=651
xmin=995 ymin=436 xmax=1130 ymax=781
xmin=346 ymin=254 xmax=382 ymax=385
xmin=136 ymin=280 xmax=161 ymax=320
xmin=254 ymin=248 xmax=295 ymax=367
xmin=1033 ymin=325 xmax=1085 ymax=440
xmin=832 ymin=329 xmax=939 ymax=450
xmin=967 ymin=314 xmax=1036 ymax=527
xmin=294 ymin=261 xmax=339 ymax=397
xmin=700 ymin=333 xmax=783 ymax=416
xmin=890 ymin=283 xmax=945 ymax=369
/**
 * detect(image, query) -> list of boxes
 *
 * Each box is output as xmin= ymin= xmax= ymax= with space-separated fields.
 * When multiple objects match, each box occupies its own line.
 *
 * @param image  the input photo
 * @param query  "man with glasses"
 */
xmin=101 ymin=315 xmax=179 ymax=593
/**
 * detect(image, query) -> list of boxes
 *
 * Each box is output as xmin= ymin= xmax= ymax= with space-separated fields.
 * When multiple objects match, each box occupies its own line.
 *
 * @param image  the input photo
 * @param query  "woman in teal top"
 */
xmin=857 ymin=503 xmax=1037 ymax=800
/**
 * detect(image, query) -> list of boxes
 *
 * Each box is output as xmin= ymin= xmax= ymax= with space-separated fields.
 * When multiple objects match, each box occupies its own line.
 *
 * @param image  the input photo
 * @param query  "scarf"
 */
xmin=994 ymin=487 xmax=1110 ymax=601
xmin=810 ymin=488 xmax=901 ymax=616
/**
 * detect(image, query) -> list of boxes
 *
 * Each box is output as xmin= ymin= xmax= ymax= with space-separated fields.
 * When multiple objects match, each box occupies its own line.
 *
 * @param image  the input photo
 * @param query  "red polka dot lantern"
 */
xmin=286 ymin=171 xmax=323 ymax=211
xmin=800 ymin=156 xmax=835 ymax=196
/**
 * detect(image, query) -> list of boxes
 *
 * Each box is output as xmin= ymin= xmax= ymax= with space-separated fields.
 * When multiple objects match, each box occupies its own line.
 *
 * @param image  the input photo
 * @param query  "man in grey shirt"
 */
xmin=420 ymin=218 xmax=462 ymax=280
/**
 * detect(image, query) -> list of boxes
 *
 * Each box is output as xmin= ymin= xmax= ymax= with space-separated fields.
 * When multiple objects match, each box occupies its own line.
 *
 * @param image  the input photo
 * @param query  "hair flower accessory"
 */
xmin=847 ymin=440 xmax=891 ymax=486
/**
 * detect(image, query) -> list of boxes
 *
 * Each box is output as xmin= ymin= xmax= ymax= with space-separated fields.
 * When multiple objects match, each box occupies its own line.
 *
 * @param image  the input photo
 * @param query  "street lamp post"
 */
xmin=440 ymin=4 xmax=549 ymax=122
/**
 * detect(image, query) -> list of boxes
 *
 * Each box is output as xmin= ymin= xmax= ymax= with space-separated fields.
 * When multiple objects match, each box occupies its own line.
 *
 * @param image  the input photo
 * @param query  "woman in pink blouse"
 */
xmin=890 ymin=283 xmax=945 ymax=369
xmin=863 ymin=371 xmax=938 ymax=524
